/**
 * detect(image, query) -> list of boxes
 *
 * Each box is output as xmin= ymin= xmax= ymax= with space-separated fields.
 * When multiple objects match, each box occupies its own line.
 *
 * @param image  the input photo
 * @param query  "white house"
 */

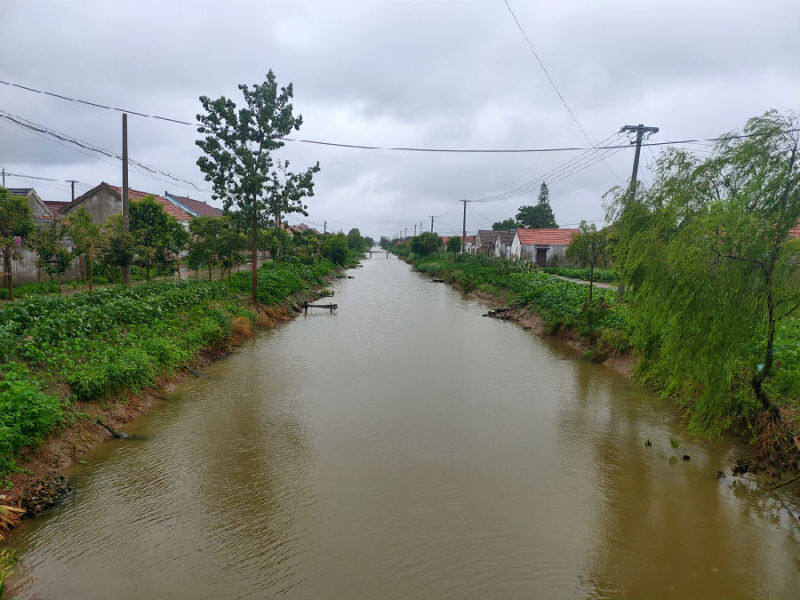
xmin=494 ymin=230 xmax=516 ymax=258
xmin=509 ymin=228 xmax=579 ymax=266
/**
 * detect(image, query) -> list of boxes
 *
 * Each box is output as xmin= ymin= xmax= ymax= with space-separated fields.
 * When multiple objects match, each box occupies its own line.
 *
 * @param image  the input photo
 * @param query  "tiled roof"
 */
xmin=164 ymin=192 xmax=222 ymax=217
xmin=790 ymin=224 xmax=800 ymax=238
xmin=477 ymin=230 xmax=501 ymax=245
xmin=108 ymin=185 xmax=193 ymax=221
xmin=8 ymin=188 xmax=34 ymax=196
xmin=44 ymin=201 xmax=70 ymax=216
xmin=516 ymin=228 xmax=579 ymax=246
xmin=464 ymin=235 xmax=475 ymax=244
xmin=499 ymin=229 xmax=516 ymax=244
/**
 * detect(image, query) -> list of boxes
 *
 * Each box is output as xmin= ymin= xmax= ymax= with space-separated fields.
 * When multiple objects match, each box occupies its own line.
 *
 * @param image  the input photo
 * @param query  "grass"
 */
xmin=542 ymin=266 xmax=618 ymax=283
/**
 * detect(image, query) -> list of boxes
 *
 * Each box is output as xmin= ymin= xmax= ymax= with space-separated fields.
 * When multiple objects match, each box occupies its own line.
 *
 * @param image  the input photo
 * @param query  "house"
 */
xmin=43 ymin=201 xmax=70 ymax=219
xmin=8 ymin=188 xmax=54 ymax=224
xmin=475 ymin=230 xmax=501 ymax=254
xmin=163 ymin=191 xmax=223 ymax=218
xmin=509 ymin=228 xmax=579 ymax=266
xmin=64 ymin=182 xmax=194 ymax=228
xmin=463 ymin=235 xmax=476 ymax=253
xmin=494 ymin=230 xmax=516 ymax=258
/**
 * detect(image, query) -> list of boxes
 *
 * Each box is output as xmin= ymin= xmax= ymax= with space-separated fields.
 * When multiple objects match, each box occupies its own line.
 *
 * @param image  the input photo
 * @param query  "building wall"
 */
xmin=64 ymin=188 xmax=121 ymax=225
xmin=8 ymin=245 xmax=81 ymax=285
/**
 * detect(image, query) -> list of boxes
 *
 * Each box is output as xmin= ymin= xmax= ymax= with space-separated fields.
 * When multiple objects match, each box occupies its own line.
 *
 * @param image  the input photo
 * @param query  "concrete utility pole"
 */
xmin=404 ymin=227 xmax=407 ymax=238
xmin=122 ymin=113 xmax=130 ymax=285
xmin=429 ymin=216 xmax=435 ymax=233
xmin=621 ymin=123 xmax=659 ymax=200
xmin=66 ymin=179 xmax=78 ymax=202
xmin=323 ymin=220 xmax=327 ymax=234
xmin=413 ymin=224 xmax=417 ymax=237
xmin=1 ymin=168 xmax=5 ymax=187
xmin=461 ymin=199 xmax=468 ymax=254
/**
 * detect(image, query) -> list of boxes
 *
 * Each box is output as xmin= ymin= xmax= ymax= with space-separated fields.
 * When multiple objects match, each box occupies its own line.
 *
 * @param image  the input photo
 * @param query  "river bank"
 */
xmin=0 ymin=258 xmax=352 ymax=536
xmin=401 ymin=251 xmax=800 ymax=488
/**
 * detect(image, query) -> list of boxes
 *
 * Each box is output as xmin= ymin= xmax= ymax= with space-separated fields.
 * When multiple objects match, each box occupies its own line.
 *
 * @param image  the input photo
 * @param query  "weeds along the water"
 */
xmin=0 ymin=258 xmax=343 ymax=480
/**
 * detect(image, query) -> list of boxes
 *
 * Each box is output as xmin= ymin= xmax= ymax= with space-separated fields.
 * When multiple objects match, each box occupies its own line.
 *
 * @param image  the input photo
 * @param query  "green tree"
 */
xmin=346 ymin=228 xmax=365 ymax=252
xmin=446 ymin=235 xmax=462 ymax=258
xmin=379 ymin=236 xmax=391 ymax=249
xmin=322 ymin=233 xmax=349 ymax=265
xmin=410 ymin=232 xmax=441 ymax=257
xmin=492 ymin=218 xmax=519 ymax=231
xmin=188 ymin=216 xmax=217 ymax=278
xmin=608 ymin=110 xmax=800 ymax=428
xmin=0 ymin=188 xmax=35 ymax=301
xmin=65 ymin=207 xmax=103 ymax=291
xmin=517 ymin=182 xmax=557 ymax=228
xmin=30 ymin=222 xmax=72 ymax=292
xmin=566 ymin=221 xmax=609 ymax=303
xmin=100 ymin=214 xmax=135 ymax=279
xmin=196 ymin=71 xmax=318 ymax=303
xmin=129 ymin=196 xmax=186 ymax=281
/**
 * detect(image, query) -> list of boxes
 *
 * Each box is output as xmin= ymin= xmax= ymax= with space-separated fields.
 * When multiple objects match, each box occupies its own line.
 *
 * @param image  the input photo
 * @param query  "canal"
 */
xmin=4 ymin=255 xmax=799 ymax=598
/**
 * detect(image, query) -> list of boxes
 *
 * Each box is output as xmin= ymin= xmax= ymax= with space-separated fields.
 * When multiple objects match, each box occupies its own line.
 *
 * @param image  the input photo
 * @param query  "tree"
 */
xmin=608 ymin=110 xmax=800 ymax=428
xmin=566 ymin=221 xmax=608 ymax=303
xmin=410 ymin=232 xmax=441 ymax=257
xmin=65 ymin=207 xmax=103 ymax=291
xmin=322 ymin=232 xmax=349 ymax=265
xmin=30 ymin=222 xmax=72 ymax=292
xmin=492 ymin=218 xmax=519 ymax=231
xmin=363 ymin=235 xmax=375 ymax=249
xmin=0 ymin=189 xmax=35 ymax=301
xmin=100 ymin=214 xmax=135 ymax=279
xmin=379 ymin=236 xmax=391 ymax=250
xmin=188 ymin=216 xmax=217 ymax=278
xmin=517 ymin=182 xmax=557 ymax=228
xmin=196 ymin=71 xmax=318 ymax=303
xmin=346 ymin=228 xmax=365 ymax=252
xmin=129 ymin=196 xmax=186 ymax=281
xmin=446 ymin=235 xmax=462 ymax=258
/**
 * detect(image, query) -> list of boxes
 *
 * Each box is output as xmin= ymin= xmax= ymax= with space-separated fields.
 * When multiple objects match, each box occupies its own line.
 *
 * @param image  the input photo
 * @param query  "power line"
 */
xmin=500 ymin=0 xmax=619 ymax=180
xmin=2 ymin=78 xmax=793 ymax=154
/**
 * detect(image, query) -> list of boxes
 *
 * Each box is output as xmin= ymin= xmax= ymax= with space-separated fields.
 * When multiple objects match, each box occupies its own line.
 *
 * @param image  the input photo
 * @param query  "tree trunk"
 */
xmin=175 ymin=262 xmax=182 ymax=281
xmin=79 ymin=254 xmax=86 ymax=283
xmin=752 ymin=273 xmax=776 ymax=412
xmin=251 ymin=210 xmax=258 ymax=304
xmin=88 ymin=253 xmax=94 ymax=292
xmin=3 ymin=247 xmax=13 ymax=302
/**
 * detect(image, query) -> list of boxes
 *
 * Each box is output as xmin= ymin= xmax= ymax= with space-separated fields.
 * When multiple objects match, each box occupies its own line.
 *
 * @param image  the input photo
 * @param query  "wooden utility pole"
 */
xmin=461 ymin=199 xmax=467 ymax=254
xmin=621 ymin=123 xmax=659 ymax=199
xmin=66 ymin=179 xmax=78 ymax=202
xmin=429 ymin=216 xmax=434 ymax=233
xmin=122 ymin=113 xmax=130 ymax=285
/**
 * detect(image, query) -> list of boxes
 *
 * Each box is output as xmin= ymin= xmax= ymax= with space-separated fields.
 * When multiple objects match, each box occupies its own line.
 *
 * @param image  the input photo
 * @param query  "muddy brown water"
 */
xmin=3 ymin=255 xmax=800 ymax=599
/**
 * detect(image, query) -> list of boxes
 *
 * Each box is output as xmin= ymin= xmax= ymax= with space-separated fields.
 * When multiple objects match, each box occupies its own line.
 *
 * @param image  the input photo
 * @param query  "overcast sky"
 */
xmin=1 ymin=0 xmax=798 ymax=238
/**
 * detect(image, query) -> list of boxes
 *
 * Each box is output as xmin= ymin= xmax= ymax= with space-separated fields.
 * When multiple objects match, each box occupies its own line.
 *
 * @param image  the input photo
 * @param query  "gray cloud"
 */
xmin=1 ymin=0 xmax=797 ymax=238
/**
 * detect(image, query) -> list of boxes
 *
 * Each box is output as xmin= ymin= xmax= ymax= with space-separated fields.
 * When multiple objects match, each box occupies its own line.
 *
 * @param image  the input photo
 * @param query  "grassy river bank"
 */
xmin=400 ymin=251 xmax=800 ymax=484
xmin=0 ymin=257 xmax=353 ymax=534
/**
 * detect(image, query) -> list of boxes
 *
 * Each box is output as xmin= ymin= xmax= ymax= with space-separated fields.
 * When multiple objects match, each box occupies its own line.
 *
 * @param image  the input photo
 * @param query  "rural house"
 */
xmin=163 ymin=191 xmax=223 ymax=218
xmin=475 ymin=230 xmax=501 ymax=254
xmin=64 ymin=182 xmax=194 ymax=228
xmin=509 ymin=228 xmax=579 ymax=266
xmin=494 ymin=230 xmax=516 ymax=258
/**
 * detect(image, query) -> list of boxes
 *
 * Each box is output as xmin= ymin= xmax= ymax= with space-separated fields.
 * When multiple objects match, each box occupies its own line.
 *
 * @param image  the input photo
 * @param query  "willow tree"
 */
xmin=196 ymin=71 xmax=318 ymax=303
xmin=608 ymin=110 xmax=800 ymax=431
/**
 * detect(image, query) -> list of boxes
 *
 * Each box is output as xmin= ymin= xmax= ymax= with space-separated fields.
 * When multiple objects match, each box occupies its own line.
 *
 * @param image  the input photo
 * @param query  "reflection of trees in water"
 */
xmin=557 ymin=359 xmax=789 ymax=598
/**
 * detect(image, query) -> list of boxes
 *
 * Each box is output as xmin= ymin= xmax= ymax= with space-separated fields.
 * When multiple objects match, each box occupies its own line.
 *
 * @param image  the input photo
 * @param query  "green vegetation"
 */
xmin=0 ymin=255 xmax=350 ymax=481
xmin=409 ymin=232 xmax=442 ymax=257
xmin=608 ymin=110 xmax=800 ymax=435
xmin=516 ymin=182 xmax=557 ymax=228
xmin=565 ymin=221 xmax=610 ymax=302
xmin=412 ymin=252 xmax=630 ymax=353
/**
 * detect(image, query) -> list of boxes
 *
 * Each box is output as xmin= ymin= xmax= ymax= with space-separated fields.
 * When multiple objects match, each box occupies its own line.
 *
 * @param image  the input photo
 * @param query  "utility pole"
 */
xmin=620 ymin=123 xmax=659 ymax=200
xmin=122 ymin=113 xmax=130 ymax=285
xmin=413 ymin=224 xmax=417 ymax=237
xmin=461 ymin=199 xmax=468 ymax=254
xmin=323 ymin=220 xmax=327 ymax=234
xmin=1 ymin=168 xmax=5 ymax=187
xmin=66 ymin=179 xmax=78 ymax=202
xmin=429 ymin=216 xmax=435 ymax=233
xmin=404 ymin=227 xmax=407 ymax=238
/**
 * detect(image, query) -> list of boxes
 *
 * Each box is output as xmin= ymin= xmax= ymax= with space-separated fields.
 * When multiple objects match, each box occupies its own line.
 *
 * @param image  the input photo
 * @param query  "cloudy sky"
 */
xmin=1 ymin=0 xmax=798 ymax=238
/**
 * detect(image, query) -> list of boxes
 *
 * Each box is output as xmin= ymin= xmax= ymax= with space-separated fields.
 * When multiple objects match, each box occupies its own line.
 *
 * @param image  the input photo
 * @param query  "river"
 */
xmin=4 ymin=255 xmax=799 ymax=599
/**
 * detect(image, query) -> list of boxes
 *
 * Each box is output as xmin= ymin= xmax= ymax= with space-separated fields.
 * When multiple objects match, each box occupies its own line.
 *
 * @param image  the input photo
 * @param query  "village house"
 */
xmin=163 ymin=191 xmax=223 ymax=218
xmin=494 ymin=230 xmax=516 ymax=259
xmin=463 ymin=235 xmax=476 ymax=253
xmin=8 ymin=188 xmax=53 ymax=225
xmin=475 ymin=230 xmax=501 ymax=254
xmin=63 ymin=182 xmax=195 ymax=228
xmin=509 ymin=228 xmax=579 ymax=266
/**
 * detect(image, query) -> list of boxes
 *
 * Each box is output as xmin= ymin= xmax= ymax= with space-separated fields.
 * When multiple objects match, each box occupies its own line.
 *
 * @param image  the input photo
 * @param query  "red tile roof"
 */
xmin=165 ymin=192 xmax=222 ymax=217
xmin=516 ymin=228 xmax=579 ymax=246
xmin=464 ymin=235 xmax=475 ymax=244
xmin=44 ymin=201 xmax=70 ymax=217
xmin=108 ymin=185 xmax=193 ymax=221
